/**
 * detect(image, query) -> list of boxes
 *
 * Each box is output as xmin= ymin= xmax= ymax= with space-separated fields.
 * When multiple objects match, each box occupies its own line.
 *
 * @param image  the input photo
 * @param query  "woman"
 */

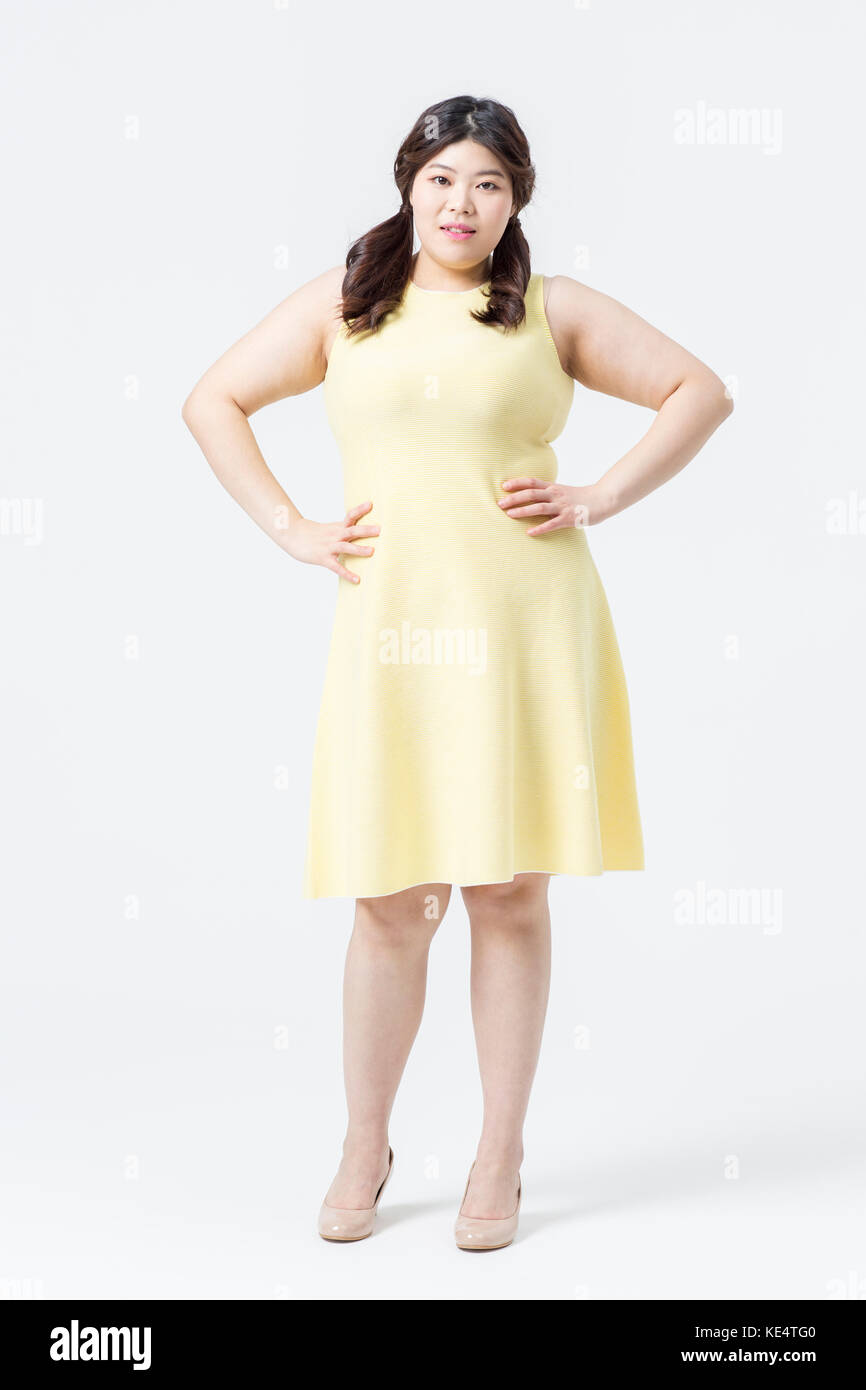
xmin=182 ymin=95 xmax=733 ymax=1251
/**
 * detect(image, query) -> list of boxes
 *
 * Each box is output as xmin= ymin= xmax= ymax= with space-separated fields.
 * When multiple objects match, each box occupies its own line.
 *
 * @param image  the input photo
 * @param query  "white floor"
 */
xmin=3 ymin=986 xmax=864 ymax=1301
xmin=4 ymin=1119 xmax=863 ymax=1302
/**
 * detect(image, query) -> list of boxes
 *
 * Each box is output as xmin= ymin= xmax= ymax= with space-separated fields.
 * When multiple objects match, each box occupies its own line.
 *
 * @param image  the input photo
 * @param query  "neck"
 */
xmin=410 ymin=252 xmax=490 ymax=293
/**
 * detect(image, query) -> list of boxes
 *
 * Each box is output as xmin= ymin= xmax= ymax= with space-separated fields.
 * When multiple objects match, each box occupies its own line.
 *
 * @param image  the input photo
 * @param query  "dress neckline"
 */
xmin=406 ymin=277 xmax=491 ymax=297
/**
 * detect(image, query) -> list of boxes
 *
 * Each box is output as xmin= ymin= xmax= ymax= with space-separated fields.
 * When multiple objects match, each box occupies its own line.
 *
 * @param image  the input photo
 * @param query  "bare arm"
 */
xmin=500 ymin=274 xmax=733 ymax=531
xmin=181 ymin=265 xmax=378 ymax=581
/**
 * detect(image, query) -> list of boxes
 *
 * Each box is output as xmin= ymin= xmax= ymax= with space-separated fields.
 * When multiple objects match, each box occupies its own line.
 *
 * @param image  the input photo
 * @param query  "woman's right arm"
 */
xmin=181 ymin=265 xmax=378 ymax=583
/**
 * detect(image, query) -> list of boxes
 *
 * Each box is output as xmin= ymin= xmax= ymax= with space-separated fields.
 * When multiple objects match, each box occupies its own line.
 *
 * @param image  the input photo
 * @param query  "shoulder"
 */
xmin=539 ymin=273 xmax=600 ymax=318
xmin=303 ymin=263 xmax=346 ymax=323
xmin=538 ymin=274 xmax=624 ymax=375
xmin=259 ymin=264 xmax=346 ymax=345
xmin=318 ymin=262 xmax=347 ymax=298
xmin=290 ymin=264 xmax=347 ymax=360
xmin=537 ymin=274 xmax=584 ymax=376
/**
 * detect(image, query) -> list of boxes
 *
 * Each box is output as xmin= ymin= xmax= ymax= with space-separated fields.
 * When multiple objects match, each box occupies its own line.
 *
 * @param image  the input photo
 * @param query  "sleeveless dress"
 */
xmin=302 ymin=271 xmax=644 ymax=898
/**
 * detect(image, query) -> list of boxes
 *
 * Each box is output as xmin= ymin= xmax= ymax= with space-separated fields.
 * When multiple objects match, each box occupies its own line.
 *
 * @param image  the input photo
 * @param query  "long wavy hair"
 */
xmin=340 ymin=95 xmax=536 ymax=339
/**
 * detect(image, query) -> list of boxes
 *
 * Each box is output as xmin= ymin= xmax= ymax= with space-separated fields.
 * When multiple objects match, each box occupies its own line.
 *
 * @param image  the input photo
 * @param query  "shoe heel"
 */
xmin=454 ymin=1163 xmax=521 ymax=1251
xmin=318 ymin=1147 xmax=394 ymax=1242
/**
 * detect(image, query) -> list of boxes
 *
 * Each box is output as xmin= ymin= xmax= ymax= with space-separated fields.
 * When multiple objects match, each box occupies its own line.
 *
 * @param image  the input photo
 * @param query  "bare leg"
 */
xmin=458 ymin=873 xmax=552 ymax=1217
xmin=324 ymin=881 xmax=452 ymax=1207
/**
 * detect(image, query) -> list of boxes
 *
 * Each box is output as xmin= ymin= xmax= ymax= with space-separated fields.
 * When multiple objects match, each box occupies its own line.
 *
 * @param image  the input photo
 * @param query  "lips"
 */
xmin=441 ymin=224 xmax=475 ymax=233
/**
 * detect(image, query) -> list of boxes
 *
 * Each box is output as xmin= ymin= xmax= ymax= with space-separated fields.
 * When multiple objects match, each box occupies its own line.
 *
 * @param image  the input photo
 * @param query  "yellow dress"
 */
xmin=302 ymin=271 xmax=644 ymax=898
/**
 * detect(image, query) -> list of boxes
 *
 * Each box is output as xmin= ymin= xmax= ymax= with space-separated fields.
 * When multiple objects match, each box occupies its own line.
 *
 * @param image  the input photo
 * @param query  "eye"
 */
xmin=430 ymin=176 xmax=501 ymax=191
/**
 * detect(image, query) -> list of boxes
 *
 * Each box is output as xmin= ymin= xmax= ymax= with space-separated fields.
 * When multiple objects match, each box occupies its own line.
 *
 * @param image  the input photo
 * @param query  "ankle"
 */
xmin=340 ymin=1131 xmax=390 ymax=1164
xmin=473 ymin=1140 xmax=524 ymax=1172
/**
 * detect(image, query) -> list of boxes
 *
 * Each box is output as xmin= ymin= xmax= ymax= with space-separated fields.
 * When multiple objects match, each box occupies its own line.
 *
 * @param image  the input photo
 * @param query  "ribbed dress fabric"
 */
xmin=302 ymin=270 xmax=644 ymax=898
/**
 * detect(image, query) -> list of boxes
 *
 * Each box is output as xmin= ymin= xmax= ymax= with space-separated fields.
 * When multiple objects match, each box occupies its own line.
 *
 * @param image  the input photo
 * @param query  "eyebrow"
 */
xmin=427 ymin=163 xmax=506 ymax=178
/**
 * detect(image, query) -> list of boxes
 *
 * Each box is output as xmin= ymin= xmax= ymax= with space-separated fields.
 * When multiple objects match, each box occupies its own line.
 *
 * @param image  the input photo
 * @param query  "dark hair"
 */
xmin=339 ymin=95 xmax=536 ymax=339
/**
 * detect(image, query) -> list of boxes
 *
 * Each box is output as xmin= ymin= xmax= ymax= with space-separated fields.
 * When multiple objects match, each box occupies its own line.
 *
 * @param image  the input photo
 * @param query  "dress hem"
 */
xmin=303 ymin=860 xmax=645 ymax=901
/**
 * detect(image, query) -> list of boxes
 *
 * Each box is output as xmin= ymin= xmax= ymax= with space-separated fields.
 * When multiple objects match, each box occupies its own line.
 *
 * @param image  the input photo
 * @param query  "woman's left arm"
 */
xmin=500 ymin=274 xmax=734 ymax=532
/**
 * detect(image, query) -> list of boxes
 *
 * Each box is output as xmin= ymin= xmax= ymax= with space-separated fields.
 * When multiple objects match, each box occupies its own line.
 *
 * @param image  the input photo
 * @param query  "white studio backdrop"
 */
xmin=1 ymin=0 xmax=864 ymax=1300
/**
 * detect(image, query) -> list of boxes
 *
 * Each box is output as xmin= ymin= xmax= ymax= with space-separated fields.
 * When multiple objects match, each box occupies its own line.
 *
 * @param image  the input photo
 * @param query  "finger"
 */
xmin=334 ymin=541 xmax=375 ymax=556
xmin=527 ymin=516 xmax=565 ymax=536
xmin=330 ymin=560 xmax=360 ymax=583
xmin=344 ymin=500 xmax=374 ymax=524
xmin=502 ymin=502 xmax=558 ymax=518
xmin=499 ymin=488 xmax=550 ymax=508
xmin=501 ymin=477 xmax=546 ymax=491
xmin=343 ymin=523 xmax=380 ymax=539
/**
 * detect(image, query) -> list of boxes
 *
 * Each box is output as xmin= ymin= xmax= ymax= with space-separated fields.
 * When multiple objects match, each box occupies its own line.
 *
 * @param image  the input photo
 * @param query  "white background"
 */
xmin=2 ymin=0 xmax=864 ymax=1301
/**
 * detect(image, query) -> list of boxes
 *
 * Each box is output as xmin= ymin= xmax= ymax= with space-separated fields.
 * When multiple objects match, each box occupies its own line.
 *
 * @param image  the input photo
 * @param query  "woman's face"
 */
xmin=409 ymin=139 xmax=516 ymax=272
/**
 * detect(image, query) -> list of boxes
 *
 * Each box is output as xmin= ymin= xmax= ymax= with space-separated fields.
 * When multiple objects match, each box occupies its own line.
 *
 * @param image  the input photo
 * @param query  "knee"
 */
xmin=355 ymin=882 xmax=451 ymax=945
xmin=461 ymin=873 xmax=549 ymax=924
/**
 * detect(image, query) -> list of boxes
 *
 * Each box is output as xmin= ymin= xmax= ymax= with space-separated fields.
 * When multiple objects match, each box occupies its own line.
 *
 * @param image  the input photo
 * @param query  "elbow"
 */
xmin=182 ymin=387 xmax=242 ymax=431
xmin=702 ymin=373 xmax=735 ymax=424
xmin=181 ymin=390 xmax=201 ymax=429
xmin=181 ymin=387 xmax=218 ymax=434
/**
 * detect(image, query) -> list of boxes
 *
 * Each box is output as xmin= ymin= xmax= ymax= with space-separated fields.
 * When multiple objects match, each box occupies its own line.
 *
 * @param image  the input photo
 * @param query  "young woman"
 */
xmin=182 ymin=95 xmax=733 ymax=1251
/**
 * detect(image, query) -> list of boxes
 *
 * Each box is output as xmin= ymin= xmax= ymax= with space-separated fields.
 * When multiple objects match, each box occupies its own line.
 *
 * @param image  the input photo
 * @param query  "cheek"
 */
xmin=480 ymin=201 xmax=510 ymax=232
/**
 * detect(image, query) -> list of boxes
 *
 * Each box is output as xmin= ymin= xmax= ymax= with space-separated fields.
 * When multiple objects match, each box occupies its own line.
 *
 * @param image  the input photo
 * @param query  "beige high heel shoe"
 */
xmin=317 ymin=1147 xmax=394 ymax=1242
xmin=454 ymin=1161 xmax=521 ymax=1250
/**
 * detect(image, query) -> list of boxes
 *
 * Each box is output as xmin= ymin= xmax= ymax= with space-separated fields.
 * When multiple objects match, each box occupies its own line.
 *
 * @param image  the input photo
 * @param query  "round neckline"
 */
xmin=407 ymin=277 xmax=491 ymax=296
